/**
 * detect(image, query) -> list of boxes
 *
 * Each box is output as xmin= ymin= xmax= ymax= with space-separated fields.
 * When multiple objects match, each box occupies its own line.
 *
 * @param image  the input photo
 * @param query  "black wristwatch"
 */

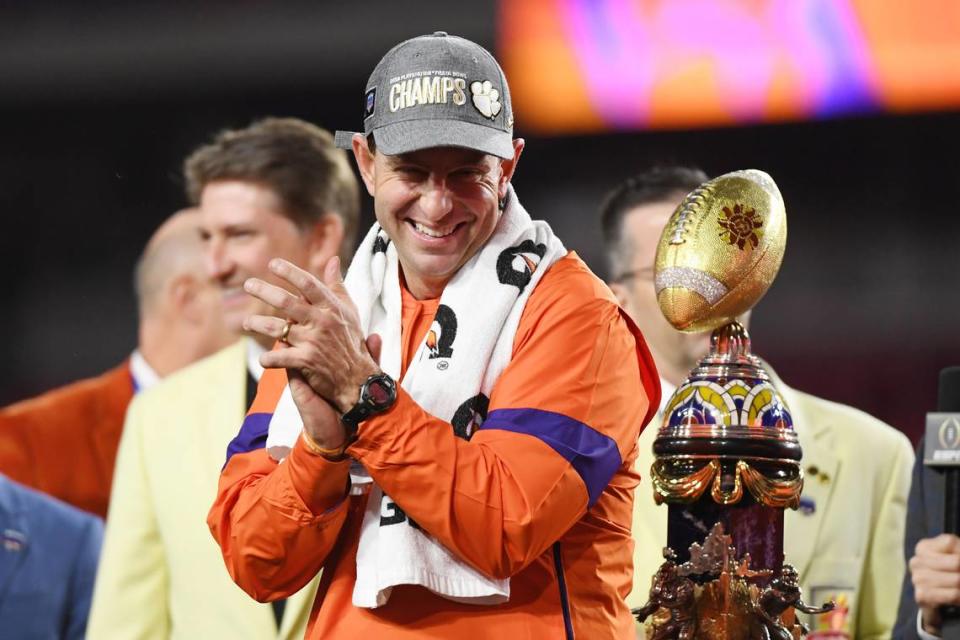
xmin=340 ymin=372 xmax=397 ymax=437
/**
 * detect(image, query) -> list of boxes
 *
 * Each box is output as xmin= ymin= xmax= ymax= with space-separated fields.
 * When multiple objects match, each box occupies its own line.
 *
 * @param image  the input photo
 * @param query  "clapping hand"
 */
xmin=243 ymin=256 xmax=381 ymax=449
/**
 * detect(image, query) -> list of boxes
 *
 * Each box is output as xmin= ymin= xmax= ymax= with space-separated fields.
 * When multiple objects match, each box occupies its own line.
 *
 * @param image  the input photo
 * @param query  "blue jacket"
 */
xmin=0 ymin=474 xmax=102 ymax=639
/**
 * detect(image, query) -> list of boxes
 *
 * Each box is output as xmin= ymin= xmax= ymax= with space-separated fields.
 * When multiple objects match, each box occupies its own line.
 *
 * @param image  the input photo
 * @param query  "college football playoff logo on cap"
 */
xmin=364 ymin=88 xmax=376 ymax=119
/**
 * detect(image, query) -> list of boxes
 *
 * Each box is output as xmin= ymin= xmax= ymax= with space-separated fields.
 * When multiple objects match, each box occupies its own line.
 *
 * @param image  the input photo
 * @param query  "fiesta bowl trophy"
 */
xmin=633 ymin=170 xmax=834 ymax=640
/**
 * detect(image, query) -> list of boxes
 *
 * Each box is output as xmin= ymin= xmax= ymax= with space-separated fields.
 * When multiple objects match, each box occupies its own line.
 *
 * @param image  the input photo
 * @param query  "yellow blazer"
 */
xmin=88 ymin=340 xmax=318 ymax=640
xmin=628 ymin=370 xmax=914 ymax=639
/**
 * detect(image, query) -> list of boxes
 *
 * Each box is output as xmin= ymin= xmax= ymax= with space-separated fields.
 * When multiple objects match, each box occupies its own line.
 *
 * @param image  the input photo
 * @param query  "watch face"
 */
xmin=367 ymin=379 xmax=393 ymax=407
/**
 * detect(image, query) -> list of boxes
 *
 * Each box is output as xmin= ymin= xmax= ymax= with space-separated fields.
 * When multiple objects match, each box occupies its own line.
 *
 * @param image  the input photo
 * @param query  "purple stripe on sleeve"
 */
xmin=225 ymin=413 xmax=272 ymax=465
xmin=480 ymin=407 xmax=621 ymax=506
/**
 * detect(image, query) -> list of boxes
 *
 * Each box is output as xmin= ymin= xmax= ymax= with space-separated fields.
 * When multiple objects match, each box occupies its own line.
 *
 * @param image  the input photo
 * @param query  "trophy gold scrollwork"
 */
xmin=634 ymin=170 xmax=834 ymax=639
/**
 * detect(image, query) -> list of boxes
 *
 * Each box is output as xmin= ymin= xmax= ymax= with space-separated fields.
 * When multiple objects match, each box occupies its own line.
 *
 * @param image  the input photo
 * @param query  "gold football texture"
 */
xmin=654 ymin=169 xmax=787 ymax=333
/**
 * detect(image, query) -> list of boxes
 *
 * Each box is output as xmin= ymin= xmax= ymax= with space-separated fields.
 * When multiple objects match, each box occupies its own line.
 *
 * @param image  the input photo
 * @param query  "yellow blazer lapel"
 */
xmin=196 ymin=340 xmax=250 ymax=486
xmin=774 ymin=375 xmax=840 ymax=581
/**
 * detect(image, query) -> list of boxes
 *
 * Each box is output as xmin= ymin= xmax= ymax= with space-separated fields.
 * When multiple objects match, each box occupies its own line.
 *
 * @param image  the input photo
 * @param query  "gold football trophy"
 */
xmin=634 ymin=170 xmax=834 ymax=639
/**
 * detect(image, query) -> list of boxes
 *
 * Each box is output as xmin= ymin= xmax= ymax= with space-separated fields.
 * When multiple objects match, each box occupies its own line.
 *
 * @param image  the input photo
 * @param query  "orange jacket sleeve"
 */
xmin=349 ymin=281 xmax=655 ymax=580
xmin=207 ymin=367 xmax=353 ymax=602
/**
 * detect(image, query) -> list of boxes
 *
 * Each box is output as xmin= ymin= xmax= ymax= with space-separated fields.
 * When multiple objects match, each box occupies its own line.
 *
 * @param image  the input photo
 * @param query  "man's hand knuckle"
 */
xmin=916 ymin=586 xmax=935 ymax=606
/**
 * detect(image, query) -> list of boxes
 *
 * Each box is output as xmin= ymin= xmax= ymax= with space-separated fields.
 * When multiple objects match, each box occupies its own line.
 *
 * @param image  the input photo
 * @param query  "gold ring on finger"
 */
xmin=280 ymin=319 xmax=294 ymax=345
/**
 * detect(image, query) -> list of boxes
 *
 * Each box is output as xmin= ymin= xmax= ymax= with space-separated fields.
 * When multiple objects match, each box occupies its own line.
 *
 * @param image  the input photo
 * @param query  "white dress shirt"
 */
xmin=129 ymin=350 xmax=160 ymax=393
xmin=246 ymin=339 xmax=265 ymax=382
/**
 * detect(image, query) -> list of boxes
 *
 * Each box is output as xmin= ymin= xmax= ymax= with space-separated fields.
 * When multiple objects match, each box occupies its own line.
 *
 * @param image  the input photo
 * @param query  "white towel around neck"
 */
xmin=266 ymin=186 xmax=566 ymax=607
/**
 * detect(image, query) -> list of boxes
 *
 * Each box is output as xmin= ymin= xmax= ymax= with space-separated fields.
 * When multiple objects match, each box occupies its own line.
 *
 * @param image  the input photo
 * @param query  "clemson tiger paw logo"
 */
xmin=471 ymin=80 xmax=502 ymax=119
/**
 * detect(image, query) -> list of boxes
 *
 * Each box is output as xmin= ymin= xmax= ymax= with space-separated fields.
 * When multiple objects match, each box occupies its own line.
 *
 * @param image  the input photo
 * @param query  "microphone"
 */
xmin=924 ymin=367 xmax=960 ymax=631
xmin=941 ymin=369 xmax=960 ymax=534
xmin=926 ymin=368 xmax=960 ymax=531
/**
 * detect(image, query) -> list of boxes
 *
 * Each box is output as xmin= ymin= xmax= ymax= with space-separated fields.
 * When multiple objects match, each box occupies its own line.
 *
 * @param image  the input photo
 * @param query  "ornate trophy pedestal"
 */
xmin=635 ymin=171 xmax=833 ymax=638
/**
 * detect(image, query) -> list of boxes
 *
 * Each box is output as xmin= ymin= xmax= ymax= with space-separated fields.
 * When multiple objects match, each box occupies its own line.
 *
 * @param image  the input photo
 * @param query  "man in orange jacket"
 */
xmin=209 ymin=32 xmax=660 ymax=638
xmin=0 ymin=210 xmax=232 ymax=517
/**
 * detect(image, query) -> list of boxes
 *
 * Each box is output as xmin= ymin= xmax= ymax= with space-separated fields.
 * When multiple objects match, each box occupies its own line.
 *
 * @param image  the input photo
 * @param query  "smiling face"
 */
xmin=197 ymin=181 xmax=314 ymax=335
xmin=353 ymin=136 xmax=522 ymax=299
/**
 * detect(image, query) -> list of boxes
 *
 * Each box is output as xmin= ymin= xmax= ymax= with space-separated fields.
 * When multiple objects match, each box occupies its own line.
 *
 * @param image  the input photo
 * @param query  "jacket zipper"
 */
xmin=552 ymin=542 xmax=575 ymax=640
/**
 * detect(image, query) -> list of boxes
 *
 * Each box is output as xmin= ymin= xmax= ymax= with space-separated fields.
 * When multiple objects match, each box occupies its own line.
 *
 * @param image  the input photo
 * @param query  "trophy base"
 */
xmin=642 ymin=576 xmax=801 ymax=640
xmin=634 ymin=523 xmax=833 ymax=640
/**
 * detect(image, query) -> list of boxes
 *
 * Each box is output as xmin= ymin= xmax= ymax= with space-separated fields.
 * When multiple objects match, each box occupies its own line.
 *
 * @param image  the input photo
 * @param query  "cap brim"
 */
xmin=372 ymin=119 xmax=514 ymax=159
xmin=334 ymin=130 xmax=360 ymax=151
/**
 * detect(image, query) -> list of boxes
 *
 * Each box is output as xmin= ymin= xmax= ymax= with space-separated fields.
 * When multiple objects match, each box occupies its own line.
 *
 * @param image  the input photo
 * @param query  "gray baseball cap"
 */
xmin=334 ymin=32 xmax=514 ymax=159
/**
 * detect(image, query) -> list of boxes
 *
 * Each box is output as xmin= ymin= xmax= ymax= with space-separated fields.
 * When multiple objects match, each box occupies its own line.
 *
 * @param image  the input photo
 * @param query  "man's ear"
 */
xmin=169 ymin=275 xmax=202 ymax=323
xmin=352 ymin=133 xmax=377 ymax=197
xmin=497 ymin=138 xmax=525 ymax=201
xmin=305 ymin=214 xmax=346 ymax=276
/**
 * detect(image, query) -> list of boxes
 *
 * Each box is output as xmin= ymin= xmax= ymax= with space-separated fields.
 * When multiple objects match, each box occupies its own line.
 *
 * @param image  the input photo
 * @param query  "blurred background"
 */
xmin=1 ymin=0 xmax=957 ymax=443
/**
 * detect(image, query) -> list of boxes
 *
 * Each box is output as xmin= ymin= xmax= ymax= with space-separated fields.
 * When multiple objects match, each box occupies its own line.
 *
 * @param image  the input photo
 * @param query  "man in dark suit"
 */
xmin=0 ymin=210 xmax=233 ymax=517
xmin=0 ymin=473 xmax=102 ymax=639
xmin=895 ymin=440 xmax=960 ymax=639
